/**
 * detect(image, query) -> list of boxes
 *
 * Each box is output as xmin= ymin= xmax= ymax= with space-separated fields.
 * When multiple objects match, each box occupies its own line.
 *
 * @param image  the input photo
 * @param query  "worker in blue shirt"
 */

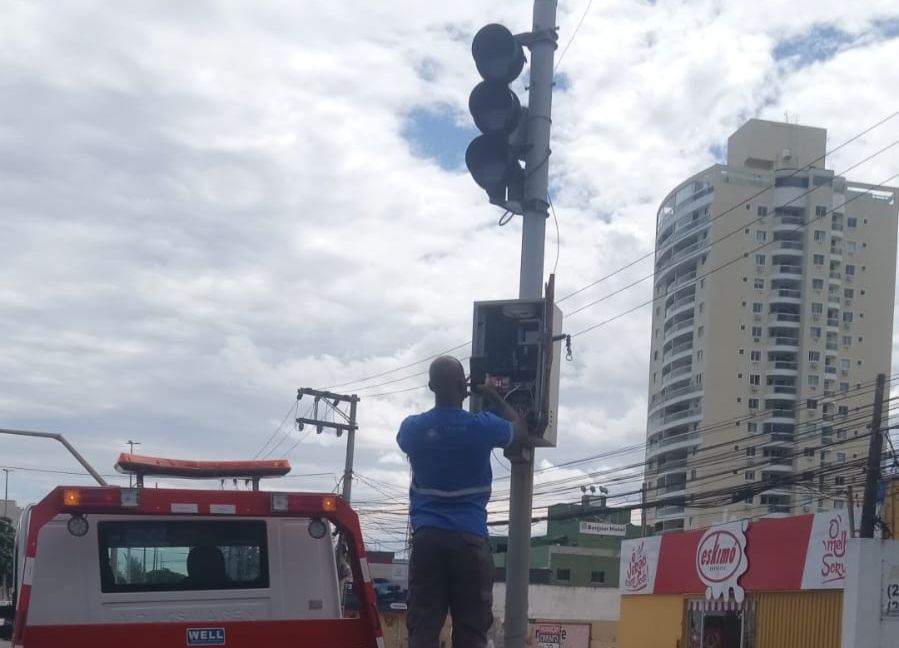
xmin=397 ymin=356 xmax=527 ymax=648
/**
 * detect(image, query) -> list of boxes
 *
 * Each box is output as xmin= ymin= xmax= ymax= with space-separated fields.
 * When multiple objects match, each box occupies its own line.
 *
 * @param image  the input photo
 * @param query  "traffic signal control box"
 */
xmin=470 ymin=298 xmax=562 ymax=447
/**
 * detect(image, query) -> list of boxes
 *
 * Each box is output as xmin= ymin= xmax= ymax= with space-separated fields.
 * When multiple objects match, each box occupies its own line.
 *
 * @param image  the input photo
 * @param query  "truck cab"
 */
xmin=1 ymin=454 xmax=383 ymax=648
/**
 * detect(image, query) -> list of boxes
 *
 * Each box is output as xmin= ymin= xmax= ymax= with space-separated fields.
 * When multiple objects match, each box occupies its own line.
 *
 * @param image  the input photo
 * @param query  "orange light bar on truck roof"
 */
xmin=115 ymin=454 xmax=291 ymax=479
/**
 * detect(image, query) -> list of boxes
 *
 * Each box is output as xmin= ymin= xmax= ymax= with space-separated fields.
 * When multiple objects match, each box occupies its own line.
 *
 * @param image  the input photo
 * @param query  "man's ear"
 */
xmin=427 ymin=380 xmax=434 ymax=393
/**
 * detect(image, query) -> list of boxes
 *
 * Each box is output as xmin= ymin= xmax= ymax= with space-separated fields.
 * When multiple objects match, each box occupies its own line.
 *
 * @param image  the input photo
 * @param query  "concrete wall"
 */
xmin=841 ymin=538 xmax=899 ymax=648
xmin=379 ymin=585 xmax=622 ymax=648
xmin=492 ymin=583 xmax=621 ymax=622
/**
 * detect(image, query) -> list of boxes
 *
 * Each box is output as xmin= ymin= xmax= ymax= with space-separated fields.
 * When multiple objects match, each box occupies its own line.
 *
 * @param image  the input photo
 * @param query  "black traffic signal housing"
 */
xmin=466 ymin=24 xmax=528 ymax=210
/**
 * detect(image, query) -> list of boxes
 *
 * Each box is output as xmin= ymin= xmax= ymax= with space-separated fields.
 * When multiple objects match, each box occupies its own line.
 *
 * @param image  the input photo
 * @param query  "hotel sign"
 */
xmin=579 ymin=521 xmax=627 ymax=537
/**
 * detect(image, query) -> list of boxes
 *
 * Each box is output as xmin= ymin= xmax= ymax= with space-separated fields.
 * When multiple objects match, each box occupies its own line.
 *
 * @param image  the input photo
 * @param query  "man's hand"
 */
xmin=473 ymin=380 xmax=529 ymax=444
xmin=472 ymin=381 xmax=504 ymax=404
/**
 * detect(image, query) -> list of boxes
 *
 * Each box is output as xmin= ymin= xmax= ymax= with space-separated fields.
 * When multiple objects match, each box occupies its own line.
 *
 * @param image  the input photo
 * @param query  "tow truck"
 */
xmin=0 ymin=428 xmax=384 ymax=648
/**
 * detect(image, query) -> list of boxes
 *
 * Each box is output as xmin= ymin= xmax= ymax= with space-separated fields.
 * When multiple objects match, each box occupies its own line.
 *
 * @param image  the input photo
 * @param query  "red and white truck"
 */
xmin=0 ymin=447 xmax=384 ymax=648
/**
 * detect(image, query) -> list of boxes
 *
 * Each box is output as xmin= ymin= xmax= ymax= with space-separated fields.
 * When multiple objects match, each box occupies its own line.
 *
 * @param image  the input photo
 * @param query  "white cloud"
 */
xmin=1 ymin=1 xmax=898 ymax=550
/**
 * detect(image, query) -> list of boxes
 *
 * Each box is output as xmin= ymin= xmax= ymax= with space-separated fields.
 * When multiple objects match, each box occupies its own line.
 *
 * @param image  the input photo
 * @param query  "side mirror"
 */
xmin=0 ymin=603 xmax=14 ymax=640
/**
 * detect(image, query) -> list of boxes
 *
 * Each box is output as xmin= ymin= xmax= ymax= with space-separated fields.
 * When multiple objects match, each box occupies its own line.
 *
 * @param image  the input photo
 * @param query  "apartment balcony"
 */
xmin=773 ymin=240 xmax=803 ymax=257
xmin=766 ymin=409 xmax=796 ymax=424
xmin=765 ymin=385 xmax=797 ymax=400
xmin=648 ymin=382 xmax=703 ymax=414
xmin=654 ymin=459 xmax=688 ymax=476
xmin=662 ymin=270 xmax=698 ymax=295
xmin=660 ymin=364 xmax=692 ymax=388
xmin=649 ymin=408 xmax=703 ymax=435
xmin=646 ymin=431 xmax=701 ymax=459
xmin=771 ymin=265 xmax=803 ymax=280
xmin=830 ymin=247 xmax=843 ymax=260
xmin=661 ymin=338 xmax=694 ymax=365
xmin=768 ymin=361 xmax=798 ymax=376
xmin=664 ymin=295 xmax=696 ymax=321
xmin=663 ymin=318 xmax=695 ymax=344
xmin=770 ymin=288 xmax=802 ymax=306
xmin=657 ymin=239 xmax=707 ymax=271
xmin=829 ymin=271 xmax=843 ymax=285
xmin=769 ymin=313 xmax=800 ymax=328
xmin=769 ymin=336 xmax=800 ymax=351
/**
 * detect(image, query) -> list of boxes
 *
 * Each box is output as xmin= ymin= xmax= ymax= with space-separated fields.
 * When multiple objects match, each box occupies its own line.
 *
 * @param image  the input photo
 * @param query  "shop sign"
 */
xmin=883 ymin=563 xmax=899 ymax=617
xmin=620 ymin=536 xmax=662 ymax=594
xmin=801 ymin=512 xmax=849 ymax=589
xmin=579 ymin=521 xmax=627 ymax=536
xmin=695 ymin=520 xmax=749 ymax=602
xmin=528 ymin=622 xmax=590 ymax=648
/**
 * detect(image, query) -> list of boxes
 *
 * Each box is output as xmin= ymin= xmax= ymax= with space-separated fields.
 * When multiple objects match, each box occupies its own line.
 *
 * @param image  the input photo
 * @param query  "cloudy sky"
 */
xmin=2 ymin=1 xmax=899 ymax=550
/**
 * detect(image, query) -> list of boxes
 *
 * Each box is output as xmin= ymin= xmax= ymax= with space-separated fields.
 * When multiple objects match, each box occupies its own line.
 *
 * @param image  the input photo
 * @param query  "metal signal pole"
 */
xmin=505 ymin=2 xmax=558 ymax=647
xmin=860 ymin=373 xmax=886 ymax=538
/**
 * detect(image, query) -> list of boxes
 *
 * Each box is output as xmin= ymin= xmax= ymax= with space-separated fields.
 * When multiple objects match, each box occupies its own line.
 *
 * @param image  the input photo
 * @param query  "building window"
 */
xmin=590 ymin=571 xmax=605 ymax=584
xmin=814 ymin=230 xmax=826 ymax=242
xmin=843 ymin=312 xmax=854 ymax=323
xmin=810 ymin=326 xmax=822 ymax=338
xmin=746 ymin=447 xmax=756 ymax=456
xmin=750 ymin=374 xmax=760 ymax=386
xmin=747 ymin=422 xmax=757 ymax=432
xmin=748 ymin=398 xmax=759 ymax=409
xmin=808 ymin=351 xmax=820 ymax=362
xmin=756 ymin=230 xmax=767 ymax=242
xmin=751 ymin=326 xmax=762 ymax=337
xmin=745 ymin=471 xmax=756 ymax=480
xmin=811 ymin=302 xmax=823 ymax=315
xmin=556 ymin=569 xmax=571 ymax=582
xmin=838 ymin=405 xmax=849 ymax=417
xmin=752 ymin=302 xmax=763 ymax=314
xmin=755 ymin=254 xmax=766 ymax=266
xmin=845 ymin=264 xmax=855 ymax=276
xmin=814 ymin=254 xmax=825 ymax=265
xmin=847 ymin=241 xmax=857 ymax=254
xmin=807 ymin=399 xmax=818 ymax=409
xmin=758 ymin=206 xmax=768 ymax=217
xmin=697 ymin=350 xmax=703 ymax=361
xmin=750 ymin=350 xmax=761 ymax=362
xmin=804 ymin=447 xmax=815 ymax=457
xmin=842 ymin=335 xmax=852 ymax=347
xmin=844 ymin=288 xmax=854 ymax=299
xmin=840 ymin=382 xmax=849 ymax=393
xmin=808 ymin=375 xmax=819 ymax=387
xmin=815 ymin=206 xmax=827 ymax=217
xmin=697 ymin=326 xmax=704 ymax=337
xmin=847 ymin=217 xmax=857 ymax=228
xmin=812 ymin=278 xmax=824 ymax=290
xmin=754 ymin=278 xmax=764 ymax=290
xmin=841 ymin=358 xmax=851 ymax=371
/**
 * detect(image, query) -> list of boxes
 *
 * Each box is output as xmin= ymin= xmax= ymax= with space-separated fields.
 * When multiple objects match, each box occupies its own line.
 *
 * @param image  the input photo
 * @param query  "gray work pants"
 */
xmin=407 ymin=527 xmax=495 ymax=648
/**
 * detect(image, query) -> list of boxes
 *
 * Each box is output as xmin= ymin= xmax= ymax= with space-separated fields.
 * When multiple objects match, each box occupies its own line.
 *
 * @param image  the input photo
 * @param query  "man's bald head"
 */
xmin=429 ymin=356 xmax=467 ymax=407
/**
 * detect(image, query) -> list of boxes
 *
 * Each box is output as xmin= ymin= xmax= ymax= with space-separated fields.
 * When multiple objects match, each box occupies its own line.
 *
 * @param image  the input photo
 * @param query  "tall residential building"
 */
xmin=645 ymin=119 xmax=899 ymax=534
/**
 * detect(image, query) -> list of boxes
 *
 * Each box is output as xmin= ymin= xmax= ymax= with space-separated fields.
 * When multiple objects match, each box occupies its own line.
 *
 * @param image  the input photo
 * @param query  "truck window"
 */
xmin=97 ymin=520 xmax=269 ymax=593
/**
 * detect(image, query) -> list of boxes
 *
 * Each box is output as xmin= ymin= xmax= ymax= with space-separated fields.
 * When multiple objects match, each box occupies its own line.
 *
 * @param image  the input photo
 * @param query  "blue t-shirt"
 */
xmin=397 ymin=407 xmax=514 ymax=537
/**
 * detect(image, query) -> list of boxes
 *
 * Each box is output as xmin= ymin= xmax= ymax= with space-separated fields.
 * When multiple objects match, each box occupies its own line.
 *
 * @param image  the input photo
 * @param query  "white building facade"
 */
xmin=645 ymin=119 xmax=899 ymax=533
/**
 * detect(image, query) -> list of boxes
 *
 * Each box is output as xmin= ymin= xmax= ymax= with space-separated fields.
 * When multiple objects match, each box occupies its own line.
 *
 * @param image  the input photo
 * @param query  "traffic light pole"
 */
xmin=505 ymin=2 xmax=557 ymax=647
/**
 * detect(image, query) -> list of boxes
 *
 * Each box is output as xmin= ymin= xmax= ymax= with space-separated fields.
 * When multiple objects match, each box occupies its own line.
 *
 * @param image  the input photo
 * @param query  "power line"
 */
xmin=554 ymin=0 xmax=596 ymax=73
xmin=323 ymin=115 xmax=899 ymax=396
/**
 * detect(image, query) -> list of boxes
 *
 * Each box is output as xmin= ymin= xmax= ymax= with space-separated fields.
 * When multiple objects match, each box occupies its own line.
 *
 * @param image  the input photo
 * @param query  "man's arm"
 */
xmin=473 ymin=382 xmax=529 ymax=445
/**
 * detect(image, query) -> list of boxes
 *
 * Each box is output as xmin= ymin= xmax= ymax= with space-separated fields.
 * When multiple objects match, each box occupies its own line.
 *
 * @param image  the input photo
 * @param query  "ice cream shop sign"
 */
xmin=695 ymin=521 xmax=749 ymax=602
xmin=619 ymin=513 xmax=849 ymax=597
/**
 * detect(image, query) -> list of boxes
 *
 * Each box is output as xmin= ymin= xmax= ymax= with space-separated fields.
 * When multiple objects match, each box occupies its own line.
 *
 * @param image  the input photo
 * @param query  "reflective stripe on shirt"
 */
xmin=410 ymin=480 xmax=492 ymax=498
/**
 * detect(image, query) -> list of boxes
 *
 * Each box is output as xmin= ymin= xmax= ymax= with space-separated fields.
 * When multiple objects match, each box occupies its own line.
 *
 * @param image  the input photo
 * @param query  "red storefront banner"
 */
xmin=619 ymin=512 xmax=850 ymax=596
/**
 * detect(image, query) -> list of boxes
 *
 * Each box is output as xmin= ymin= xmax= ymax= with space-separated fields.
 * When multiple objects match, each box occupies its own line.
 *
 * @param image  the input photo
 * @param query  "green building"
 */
xmin=489 ymin=495 xmax=642 ymax=587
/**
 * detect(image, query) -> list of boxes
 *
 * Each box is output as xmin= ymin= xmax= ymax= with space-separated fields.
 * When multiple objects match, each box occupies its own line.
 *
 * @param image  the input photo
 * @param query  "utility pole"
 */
xmin=2 ymin=468 xmax=9 ymax=519
xmin=505 ymin=2 xmax=558 ymax=647
xmin=641 ymin=483 xmax=648 ymax=537
xmin=860 ymin=373 xmax=886 ymax=538
xmin=847 ymin=485 xmax=856 ymax=538
xmin=126 ymin=440 xmax=141 ymax=487
xmin=296 ymin=388 xmax=359 ymax=504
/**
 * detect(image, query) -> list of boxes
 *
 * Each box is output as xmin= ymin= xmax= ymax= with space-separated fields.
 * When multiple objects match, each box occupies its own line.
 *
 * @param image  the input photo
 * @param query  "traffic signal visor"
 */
xmin=472 ymin=24 xmax=525 ymax=83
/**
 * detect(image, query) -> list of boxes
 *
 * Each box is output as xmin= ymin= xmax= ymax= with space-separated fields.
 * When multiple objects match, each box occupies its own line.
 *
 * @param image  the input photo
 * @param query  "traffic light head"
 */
xmin=471 ymin=24 xmax=526 ymax=83
xmin=467 ymin=23 xmax=527 ymax=211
